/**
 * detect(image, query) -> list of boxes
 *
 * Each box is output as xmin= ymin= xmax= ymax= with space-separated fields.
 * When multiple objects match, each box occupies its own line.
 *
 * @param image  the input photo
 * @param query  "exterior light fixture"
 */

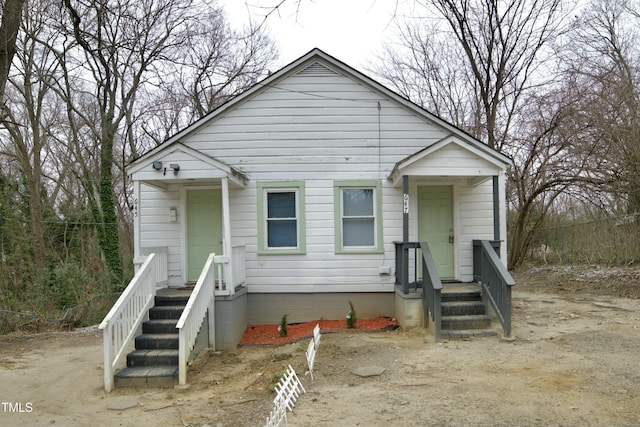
xmin=152 ymin=161 xmax=162 ymax=170
xmin=169 ymin=164 xmax=180 ymax=175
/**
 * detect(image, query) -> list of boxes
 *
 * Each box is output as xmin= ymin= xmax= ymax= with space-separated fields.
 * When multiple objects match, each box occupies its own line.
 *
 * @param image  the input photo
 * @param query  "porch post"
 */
xmin=492 ymin=175 xmax=500 ymax=242
xmin=403 ymin=175 xmax=409 ymax=242
xmin=221 ymin=177 xmax=234 ymax=293
xmin=132 ymin=179 xmax=142 ymax=274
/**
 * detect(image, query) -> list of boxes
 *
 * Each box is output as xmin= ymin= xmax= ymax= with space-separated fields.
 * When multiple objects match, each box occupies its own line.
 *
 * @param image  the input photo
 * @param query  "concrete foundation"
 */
xmin=247 ymin=292 xmax=394 ymax=325
xmin=394 ymin=285 xmax=424 ymax=330
xmin=214 ymin=287 xmax=248 ymax=350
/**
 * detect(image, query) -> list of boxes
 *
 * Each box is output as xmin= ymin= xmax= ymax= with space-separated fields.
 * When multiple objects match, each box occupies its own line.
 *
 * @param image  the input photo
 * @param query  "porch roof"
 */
xmin=127 ymin=143 xmax=247 ymax=189
xmin=388 ymin=135 xmax=512 ymax=187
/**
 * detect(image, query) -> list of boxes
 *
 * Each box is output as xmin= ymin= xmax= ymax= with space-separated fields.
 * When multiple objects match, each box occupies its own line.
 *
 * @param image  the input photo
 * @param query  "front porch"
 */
xmin=393 ymin=240 xmax=515 ymax=341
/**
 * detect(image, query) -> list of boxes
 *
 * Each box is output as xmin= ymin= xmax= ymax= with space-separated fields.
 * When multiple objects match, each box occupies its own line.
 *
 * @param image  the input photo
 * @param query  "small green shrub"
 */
xmin=268 ymin=374 xmax=282 ymax=393
xmin=346 ymin=301 xmax=357 ymax=329
xmin=48 ymin=262 xmax=90 ymax=310
xmin=278 ymin=314 xmax=288 ymax=337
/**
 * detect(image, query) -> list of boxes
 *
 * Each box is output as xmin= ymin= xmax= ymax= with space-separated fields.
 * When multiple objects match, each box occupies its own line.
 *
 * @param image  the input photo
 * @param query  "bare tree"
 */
xmin=59 ymin=0 xmax=205 ymax=286
xmin=562 ymin=0 xmax=640 ymax=215
xmin=138 ymin=7 xmax=277 ymax=147
xmin=383 ymin=0 xmax=563 ymax=150
xmin=505 ymin=86 xmax=607 ymax=267
xmin=374 ymin=19 xmax=482 ymax=136
xmin=0 ymin=0 xmax=62 ymax=272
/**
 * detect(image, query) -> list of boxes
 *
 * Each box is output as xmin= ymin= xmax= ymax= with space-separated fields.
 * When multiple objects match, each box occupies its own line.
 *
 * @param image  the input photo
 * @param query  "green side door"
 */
xmin=418 ymin=186 xmax=455 ymax=279
xmin=186 ymin=189 xmax=222 ymax=282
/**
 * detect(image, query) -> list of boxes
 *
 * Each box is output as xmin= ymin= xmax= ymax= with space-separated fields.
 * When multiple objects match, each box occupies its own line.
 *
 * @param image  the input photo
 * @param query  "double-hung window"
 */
xmin=257 ymin=182 xmax=306 ymax=254
xmin=334 ymin=181 xmax=383 ymax=253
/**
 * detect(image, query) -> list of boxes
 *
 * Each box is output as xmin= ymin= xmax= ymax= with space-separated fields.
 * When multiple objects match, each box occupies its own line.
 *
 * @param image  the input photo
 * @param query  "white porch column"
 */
xmin=132 ymin=179 xmax=143 ymax=274
xmin=221 ymin=177 xmax=234 ymax=293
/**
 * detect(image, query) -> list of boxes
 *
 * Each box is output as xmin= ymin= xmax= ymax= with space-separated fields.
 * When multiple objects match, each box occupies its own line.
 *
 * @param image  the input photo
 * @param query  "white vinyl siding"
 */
xmin=137 ymin=183 xmax=183 ymax=286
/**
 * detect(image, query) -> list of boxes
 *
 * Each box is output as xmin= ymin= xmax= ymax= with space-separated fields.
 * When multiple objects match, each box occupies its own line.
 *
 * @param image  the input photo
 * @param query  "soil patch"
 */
xmin=239 ymin=317 xmax=399 ymax=346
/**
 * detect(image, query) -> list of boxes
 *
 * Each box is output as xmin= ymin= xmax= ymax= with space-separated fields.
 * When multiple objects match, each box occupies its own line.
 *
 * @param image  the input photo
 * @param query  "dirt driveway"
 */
xmin=1 ymin=265 xmax=639 ymax=426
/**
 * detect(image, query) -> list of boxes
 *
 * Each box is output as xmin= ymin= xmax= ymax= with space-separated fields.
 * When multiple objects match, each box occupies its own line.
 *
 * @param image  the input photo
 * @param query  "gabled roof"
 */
xmin=128 ymin=142 xmax=247 ymax=188
xmin=388 ymin=135 xmax=511 ymax=186
xmin=129 ymin=48 xmax=511 ymax=167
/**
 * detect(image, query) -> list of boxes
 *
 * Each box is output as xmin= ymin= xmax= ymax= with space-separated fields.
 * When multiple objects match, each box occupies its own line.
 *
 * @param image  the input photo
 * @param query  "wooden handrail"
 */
xmin=177 ymin=253 xmax=217 ymax=386
xmin=419 ymin=241 xmax=443 ymax=341
xmin=473 ymin=240 xmax=515 ymax=336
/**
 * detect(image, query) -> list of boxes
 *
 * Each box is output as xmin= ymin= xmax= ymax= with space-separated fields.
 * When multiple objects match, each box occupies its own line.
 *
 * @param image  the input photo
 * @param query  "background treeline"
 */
xmin=0 ymin=0 xmax=639 ymax=332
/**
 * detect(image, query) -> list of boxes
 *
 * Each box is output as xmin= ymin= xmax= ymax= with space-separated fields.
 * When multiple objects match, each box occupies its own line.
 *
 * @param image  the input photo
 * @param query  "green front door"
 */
xmin=418 ymin=186 xmax=454 ymax=278
xmin=187 ymin=189 xmax=222 ymax=282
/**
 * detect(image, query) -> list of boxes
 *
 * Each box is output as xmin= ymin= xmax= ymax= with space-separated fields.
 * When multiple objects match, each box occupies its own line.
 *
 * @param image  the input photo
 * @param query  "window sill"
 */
xmin=335 ymin=248 xmax=384 ymax=255
xmin=258 ymin=249 xmax=307 ymax=256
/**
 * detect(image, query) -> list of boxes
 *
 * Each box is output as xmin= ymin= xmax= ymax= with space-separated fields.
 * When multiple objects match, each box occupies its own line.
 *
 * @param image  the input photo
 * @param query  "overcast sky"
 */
xmin=220 ymin=0 xmax=411 ymax=70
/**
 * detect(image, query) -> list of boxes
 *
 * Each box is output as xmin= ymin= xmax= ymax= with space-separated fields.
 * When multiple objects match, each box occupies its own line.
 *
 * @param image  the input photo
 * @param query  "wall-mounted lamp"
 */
xmin=169 ymin=163 xmax=180 ymax=175
xmin=152 ymin=161 xmax=163 ymax=171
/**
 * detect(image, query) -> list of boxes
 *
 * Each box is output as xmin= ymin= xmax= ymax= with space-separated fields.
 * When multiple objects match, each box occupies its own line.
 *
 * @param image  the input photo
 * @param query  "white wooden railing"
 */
xmin=135 ymin=246 xmax=168 ymax=286
xmin=99 ymin=253 xmax=159 ymax=392
xmin=212 ymin=244 xmax=246 ymax=296
xmin=232 ymin=244 xmax=246 ymax=288
xmin=176 ymin=253 xmax=218 ymax=386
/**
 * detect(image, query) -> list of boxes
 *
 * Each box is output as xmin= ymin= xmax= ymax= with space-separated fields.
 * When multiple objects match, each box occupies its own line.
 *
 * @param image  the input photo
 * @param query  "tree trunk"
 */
xmin=0 ymin=0 xmax=25 ymax=102
xmin=97 ymin=119 xmax=123 ymax=288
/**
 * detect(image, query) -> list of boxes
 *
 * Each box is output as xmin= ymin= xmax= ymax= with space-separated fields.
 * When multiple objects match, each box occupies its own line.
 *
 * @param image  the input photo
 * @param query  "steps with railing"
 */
xmin=113 ymin=287 xmax=191 ymax=388
xmin=395 ymin=239 xmax=514 ymax=341
xmin=440 ymin=284 xmax=497 ymax=339
xmin=101 ymin=245 xmax=247 ymax=391
xmin=99 ymin=252 xmax=166 ymax=392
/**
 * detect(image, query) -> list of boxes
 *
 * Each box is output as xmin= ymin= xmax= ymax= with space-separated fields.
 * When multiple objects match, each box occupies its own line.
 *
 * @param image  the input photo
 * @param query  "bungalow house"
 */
xmin=100 ymin=49 xmax=514 ymax=390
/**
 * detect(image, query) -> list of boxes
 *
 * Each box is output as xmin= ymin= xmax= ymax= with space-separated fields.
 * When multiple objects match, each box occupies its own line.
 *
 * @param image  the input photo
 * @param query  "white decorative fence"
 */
xmin=99 ymin=253 xmax=159 ymax=392
xmin=305 ymin=324 xmax=321 ymax=380
xmin=265 ymin=365 xmax=306 ymax=427
xmin=264 ymin=325 xmax=322 ymax=426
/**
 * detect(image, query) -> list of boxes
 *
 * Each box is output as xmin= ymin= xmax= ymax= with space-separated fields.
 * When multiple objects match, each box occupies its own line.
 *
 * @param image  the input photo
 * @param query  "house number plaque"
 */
xmin=403 ymin=194 xmax=409 ymax=214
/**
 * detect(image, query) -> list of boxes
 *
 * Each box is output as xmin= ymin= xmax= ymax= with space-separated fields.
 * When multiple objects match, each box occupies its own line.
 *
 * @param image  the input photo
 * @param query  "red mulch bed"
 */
xmin=239 ymin=317 xmax=399 ymax=346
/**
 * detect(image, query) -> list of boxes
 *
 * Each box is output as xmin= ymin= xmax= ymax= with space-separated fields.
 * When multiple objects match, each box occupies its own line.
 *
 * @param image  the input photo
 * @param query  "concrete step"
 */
xmin=149 ymin=305 xmax=185 ymax=320
xmin=114 ymin=366 xmax=178 ymax=388
xmin=441 ymin=300 xmax=487 ymax=316
xmin=440 ymin=329 xmax=497 ymax=339
xmin=154 ymin=289 xmax=192 ymax=307
xmin=441 ymin=314 xmax=492 ymax=330
xmin=135 ymin=333 xmax=179 ymax=350
xmin=127 ymin=349 xmax=179 ymax=367
xmin=143 ymin=319 xmax=178 ymax=334
xmin=441 ymin=290 xmax=482 ymax=302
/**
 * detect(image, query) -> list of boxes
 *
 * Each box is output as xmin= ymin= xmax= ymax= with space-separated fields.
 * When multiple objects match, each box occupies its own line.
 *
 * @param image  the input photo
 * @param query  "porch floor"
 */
xmin=441 ymin=281 xmax=481 ymax=293
xmin=156 ymin=286 xmax=194 ymax=298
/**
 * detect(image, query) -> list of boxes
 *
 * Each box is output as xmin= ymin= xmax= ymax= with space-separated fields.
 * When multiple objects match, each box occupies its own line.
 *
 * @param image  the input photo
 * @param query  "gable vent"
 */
xmin=297 ymin=62 xmax=339 ymax=76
